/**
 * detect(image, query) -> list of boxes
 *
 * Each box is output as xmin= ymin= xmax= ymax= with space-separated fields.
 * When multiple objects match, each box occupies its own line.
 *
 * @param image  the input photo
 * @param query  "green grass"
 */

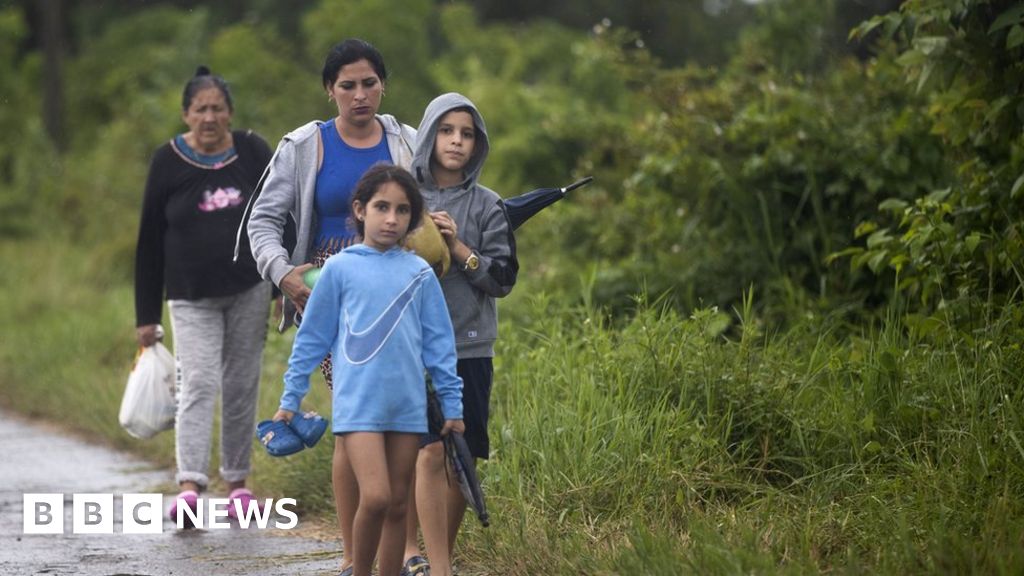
xmin=2 ymin=236 xmax=1023 ymax=574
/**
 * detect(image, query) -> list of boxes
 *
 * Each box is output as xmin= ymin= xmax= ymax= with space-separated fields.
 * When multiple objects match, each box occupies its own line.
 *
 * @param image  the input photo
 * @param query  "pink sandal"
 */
xmin=168 ymin=490 xmax=200 ymax=528
xmin=227 ymin=487 xmax=265 ymax=520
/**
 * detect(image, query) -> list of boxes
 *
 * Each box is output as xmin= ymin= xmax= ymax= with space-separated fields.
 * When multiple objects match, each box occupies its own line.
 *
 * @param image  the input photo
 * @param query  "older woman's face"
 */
xmin=327 ymin=59 xmax=383 ymax=129
xmin=182 ymin=87 xmax=232 ymax=154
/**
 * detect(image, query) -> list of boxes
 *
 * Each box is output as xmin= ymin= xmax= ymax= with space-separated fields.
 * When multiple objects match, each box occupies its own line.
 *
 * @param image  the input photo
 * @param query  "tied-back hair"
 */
xmin=322 ymin=38 xmax=387 ymax=88
xmin=350 ymin=164 xmax=423 ymax=237
xmin=182 ymin=65 xmax=234 ymax=112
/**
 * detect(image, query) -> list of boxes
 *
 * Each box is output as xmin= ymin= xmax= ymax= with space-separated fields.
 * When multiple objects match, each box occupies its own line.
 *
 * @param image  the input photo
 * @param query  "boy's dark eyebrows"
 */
xmin=436 ymin=122 xmax=472 ymax=132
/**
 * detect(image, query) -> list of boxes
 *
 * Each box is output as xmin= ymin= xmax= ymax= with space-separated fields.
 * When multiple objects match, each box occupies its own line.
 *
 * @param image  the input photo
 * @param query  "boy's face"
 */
xmin=433 ymin=110 xmax=476 ymax=175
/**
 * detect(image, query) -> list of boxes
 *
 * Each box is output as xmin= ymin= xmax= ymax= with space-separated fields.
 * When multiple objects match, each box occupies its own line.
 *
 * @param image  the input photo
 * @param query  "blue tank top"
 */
xmin=315 ymin=119 xmax=393 ymax=247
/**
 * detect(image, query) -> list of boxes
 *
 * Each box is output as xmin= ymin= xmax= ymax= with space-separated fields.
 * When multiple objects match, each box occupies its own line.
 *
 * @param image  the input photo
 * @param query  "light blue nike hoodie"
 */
xmin=280 ymin=244 xmax=463 ymax=433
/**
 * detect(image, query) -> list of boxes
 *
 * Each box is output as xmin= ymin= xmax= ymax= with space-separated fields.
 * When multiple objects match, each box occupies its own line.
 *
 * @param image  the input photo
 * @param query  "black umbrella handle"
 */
xmin=561 ymin=176 xmax=593 ymax=194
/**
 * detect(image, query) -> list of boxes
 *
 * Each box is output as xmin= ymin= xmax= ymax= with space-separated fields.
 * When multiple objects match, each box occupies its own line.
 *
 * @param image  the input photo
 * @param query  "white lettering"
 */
xmin=73 ymin=494 xmax=113 ymax=534
xmin=234 ymin=497 xmax=272 ymax=529
xmin=22 ymin=493 xmax=302 ymax=533
xmin=177 ymin=495 xmax=203 ymax=529
xmin=123 ymin=493 xmax=163 ymax=534
xmin=274 ymin=498 xmax=298 ymax=530
xmin=207 ymin=498 xmax=231 ymax=529
xmin=23 ymin=494 xmax=63 ymax=534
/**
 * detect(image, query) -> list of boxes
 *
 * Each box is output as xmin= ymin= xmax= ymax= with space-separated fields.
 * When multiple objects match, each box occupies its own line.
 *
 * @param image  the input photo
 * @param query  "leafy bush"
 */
xmin=538 ymin=38 xmax=945 ymax=320
xmin=842 ymin=1 xmax=1024 ymax=312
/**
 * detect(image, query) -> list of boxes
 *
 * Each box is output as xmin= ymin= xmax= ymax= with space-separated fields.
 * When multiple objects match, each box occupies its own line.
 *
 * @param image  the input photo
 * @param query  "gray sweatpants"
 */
xmin=168 ymin=281 xmax=271 ymax=488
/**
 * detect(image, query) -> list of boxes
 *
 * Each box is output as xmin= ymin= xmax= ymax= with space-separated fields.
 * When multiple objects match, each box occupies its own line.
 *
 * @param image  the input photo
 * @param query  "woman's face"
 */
xmin=182 ymin=87 xmax=232 ymax=154
xmin=327 ymin=59 xmax=383 ymax=129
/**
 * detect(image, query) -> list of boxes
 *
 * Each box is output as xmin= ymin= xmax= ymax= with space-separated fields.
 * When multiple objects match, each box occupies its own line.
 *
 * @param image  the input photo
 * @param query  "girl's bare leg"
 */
xmin=345 ymin=432 xmax=390 ymax=576
xmin=377 ymin=433 xmax=421 ymax=576
xmin=333 ymin=437 xmax=357 ymax=572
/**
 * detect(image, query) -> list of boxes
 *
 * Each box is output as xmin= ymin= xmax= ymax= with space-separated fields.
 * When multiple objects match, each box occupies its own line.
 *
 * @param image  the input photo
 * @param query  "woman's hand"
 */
xmin=136 ymin=324 xmax=161 ymax=348
xmin=440 ymin=418 xmax=465 ymax=437
xmin=280 ymin=263 xmax=315 ymax=313
xmin=272 ymin=409 xmax=294 ymax=423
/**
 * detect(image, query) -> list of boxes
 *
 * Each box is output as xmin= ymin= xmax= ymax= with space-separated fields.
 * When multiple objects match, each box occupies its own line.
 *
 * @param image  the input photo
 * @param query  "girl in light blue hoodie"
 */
xmin=273 ymin=164 xmax=464 ymax=576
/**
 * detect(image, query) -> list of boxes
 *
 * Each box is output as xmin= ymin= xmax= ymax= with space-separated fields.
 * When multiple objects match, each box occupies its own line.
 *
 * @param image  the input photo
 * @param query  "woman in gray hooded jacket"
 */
xmin=245 ymin=39 xmax=416 ymax=327
xmin=243 ymin=38 xmax=415 ymax=576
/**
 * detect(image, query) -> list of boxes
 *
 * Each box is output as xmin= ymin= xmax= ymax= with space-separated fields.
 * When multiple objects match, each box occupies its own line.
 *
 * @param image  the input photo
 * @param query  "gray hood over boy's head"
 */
xmin=412 ymin=92 xmax=490 ymax=191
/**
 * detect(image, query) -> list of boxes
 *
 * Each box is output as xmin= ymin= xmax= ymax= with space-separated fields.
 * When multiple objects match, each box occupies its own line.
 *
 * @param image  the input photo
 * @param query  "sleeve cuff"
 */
xmin=279 ymin=391 xmax=303 ymax=413
xmin=269 ymin=259 xmax=294 ymax=288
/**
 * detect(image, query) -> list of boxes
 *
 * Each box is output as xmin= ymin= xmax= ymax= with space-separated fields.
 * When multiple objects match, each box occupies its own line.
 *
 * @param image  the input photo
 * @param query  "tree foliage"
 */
xmin=518 ymin=1 xmax=946 ymax=321
xmin=0 ymin=7 xmax=55 ymax=238
xmin=842 ymin=0 xmax=1024 ymax=313
xmin=2 ymin=0 xmax=1021 ymax=324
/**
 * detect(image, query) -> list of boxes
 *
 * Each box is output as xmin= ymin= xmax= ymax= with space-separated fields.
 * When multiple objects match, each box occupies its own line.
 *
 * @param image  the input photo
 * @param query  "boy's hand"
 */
xmin=272 ymin=409 xmax=294 ymax=423
xmin=430 ymin=211 xmax=475 ymax=265
xmin=429 ymin=211 xmax=459 ymax=247
xmin=440 ymin=419 xmax=465 ymax=436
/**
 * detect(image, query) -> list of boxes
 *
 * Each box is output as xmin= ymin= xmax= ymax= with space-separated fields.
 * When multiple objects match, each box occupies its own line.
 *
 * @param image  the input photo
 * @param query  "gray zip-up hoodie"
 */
xmin=239 ymin=114 xmax=416 ymax=329
xmin=412 ymin=93 xmax=518 ymax=358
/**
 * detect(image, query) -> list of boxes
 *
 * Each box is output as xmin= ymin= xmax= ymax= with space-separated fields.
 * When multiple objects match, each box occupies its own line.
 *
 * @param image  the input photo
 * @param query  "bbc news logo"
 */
xmin=23 ymin=493 xmax=298 ymax=533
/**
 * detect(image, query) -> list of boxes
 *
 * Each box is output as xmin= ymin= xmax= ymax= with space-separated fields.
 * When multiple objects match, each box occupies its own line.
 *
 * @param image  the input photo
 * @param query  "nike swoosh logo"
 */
xmin=342 ymin=269 xmax=431 ymax=365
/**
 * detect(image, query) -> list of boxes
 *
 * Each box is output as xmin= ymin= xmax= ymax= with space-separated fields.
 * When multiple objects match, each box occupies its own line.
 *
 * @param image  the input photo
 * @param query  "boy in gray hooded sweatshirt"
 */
xmin=402 ymin=93 xmax=518 ymax=576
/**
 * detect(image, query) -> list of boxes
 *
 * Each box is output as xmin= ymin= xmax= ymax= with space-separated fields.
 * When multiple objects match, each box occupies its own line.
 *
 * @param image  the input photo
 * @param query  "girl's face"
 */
xmin=327 ymin=59 xmax=383 ymax=130
xmin=354 ymin=181 xmax=413 ymax=251
xmin=182 ymin=87 xmax=232 ymax=153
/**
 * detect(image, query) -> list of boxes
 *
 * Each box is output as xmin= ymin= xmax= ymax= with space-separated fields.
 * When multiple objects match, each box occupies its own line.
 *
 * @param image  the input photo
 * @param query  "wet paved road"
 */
xmin=0 ymin=410 xmax=343 ymax=575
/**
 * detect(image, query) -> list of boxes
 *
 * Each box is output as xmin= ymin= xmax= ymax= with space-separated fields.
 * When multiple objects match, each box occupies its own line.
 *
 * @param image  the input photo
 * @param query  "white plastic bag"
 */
xmin=118 ymin=342 xmax=176 ymax=439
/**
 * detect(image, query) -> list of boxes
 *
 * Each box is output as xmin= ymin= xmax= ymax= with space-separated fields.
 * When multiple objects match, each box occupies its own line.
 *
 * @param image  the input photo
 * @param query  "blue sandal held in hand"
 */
xmin=288 ymin=411 xmax=328 ymax=447
xmin=255 ymin=419 xmax=304 ymax=457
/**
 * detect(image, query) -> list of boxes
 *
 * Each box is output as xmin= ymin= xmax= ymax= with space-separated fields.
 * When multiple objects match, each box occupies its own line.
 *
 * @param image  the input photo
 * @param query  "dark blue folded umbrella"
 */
xmin=503 ymin=176 xmax=593 ymax=231
xmin=427 ymin=385 xmax=490 ymax=527
xmin=445 ymin=431 xmax=489 ymax=527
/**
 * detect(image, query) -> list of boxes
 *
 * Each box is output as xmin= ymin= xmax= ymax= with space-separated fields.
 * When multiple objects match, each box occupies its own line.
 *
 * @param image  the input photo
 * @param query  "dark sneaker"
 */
xmin=402 ymin=555 xmax=431 ymax=576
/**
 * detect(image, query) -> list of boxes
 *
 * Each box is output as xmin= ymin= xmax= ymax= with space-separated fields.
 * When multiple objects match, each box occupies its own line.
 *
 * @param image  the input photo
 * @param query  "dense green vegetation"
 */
xmin=1 ymin=0 xmax=1022 ymax=574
